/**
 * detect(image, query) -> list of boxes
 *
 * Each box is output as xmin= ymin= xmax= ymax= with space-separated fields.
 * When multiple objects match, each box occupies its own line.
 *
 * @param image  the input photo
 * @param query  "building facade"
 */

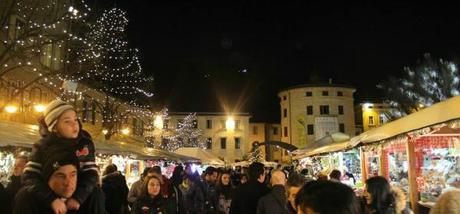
xmin=249 ymin=123 xmax=284 ymax=162
xmin=278 ymin=84 xmax=356 ymax=149
xmin=168 ymin=112 xmax=251 ymax=162
xmin=360 ymin=102 xmax=392 ymax=132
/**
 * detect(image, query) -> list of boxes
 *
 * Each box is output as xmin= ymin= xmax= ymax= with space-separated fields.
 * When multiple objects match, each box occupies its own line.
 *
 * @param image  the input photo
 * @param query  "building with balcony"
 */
xmin=278 ymin=84 xmax=356 ymax=149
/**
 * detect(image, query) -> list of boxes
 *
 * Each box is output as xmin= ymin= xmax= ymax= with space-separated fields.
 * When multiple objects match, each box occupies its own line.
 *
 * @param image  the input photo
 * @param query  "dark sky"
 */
xmin=113 ymin=1 xmax=460 ymax=122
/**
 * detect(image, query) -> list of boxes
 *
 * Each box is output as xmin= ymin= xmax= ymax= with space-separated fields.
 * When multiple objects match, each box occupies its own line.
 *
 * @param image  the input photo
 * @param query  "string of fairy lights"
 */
xmin=1 ymin=2 xmax=154 ymax=124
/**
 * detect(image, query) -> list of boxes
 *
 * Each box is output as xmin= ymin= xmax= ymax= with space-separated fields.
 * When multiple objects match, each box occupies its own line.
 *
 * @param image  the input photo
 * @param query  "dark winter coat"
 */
xmin=6 ymin=175 xmax=23 ymax=213
xmin=13 ymin=186 xmax=79 ymax=214
xmin=256 ymin=185 xmax=290 ymax=214
xmin=186 ymin=179 xmax=218 ymax=214
xmin=364 ymin=186 xmax=413 ymax=214
xmin=102 ymin=171 xmax=129 ymax=214
xmin=229 ymin=180 xmax=270 ymax=214
xmin=22 ymin=130 xmax=101 ymax=212
xmin=131 ymin=195 xmax=171 ymax=214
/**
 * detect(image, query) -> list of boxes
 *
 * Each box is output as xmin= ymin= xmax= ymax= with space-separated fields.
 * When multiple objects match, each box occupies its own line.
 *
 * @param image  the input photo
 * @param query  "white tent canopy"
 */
xmin=174 ymin=147 xmax=225 ymax=166
xmin=0 ymin=120 xmax=196 ymax=161
xmin=293 ymin=132 xmax=351 ymax=159
xmin=351 ymin=96 xmax=460 ymax=146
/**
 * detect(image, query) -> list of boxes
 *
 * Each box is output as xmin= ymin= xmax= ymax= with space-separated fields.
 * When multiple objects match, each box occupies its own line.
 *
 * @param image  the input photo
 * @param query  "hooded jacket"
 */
xmin=22 ymin=129 xmax=99 ymax=209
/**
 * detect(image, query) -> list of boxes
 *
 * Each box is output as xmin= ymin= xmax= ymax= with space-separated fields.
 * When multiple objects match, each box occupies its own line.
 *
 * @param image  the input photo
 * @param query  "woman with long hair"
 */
xmin=364 ymin=176 xmax=412 ymax=214
xmin=132 ymin=175 xmax=170 ymax=214
xmin=216 ymin=170 xmax=234 ymax=214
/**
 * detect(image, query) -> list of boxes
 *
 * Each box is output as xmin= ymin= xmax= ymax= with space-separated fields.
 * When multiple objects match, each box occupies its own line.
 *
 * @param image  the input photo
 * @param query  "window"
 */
xmin=220 ymin=120 xmax=226 ymax=129
xmin=273 ymin=127 xmax=278 ymax=135
xmin=163 ymin=119 xmax=169 ymax=129
xmin=206 ymin=138 xmax=212 ymax=150
xmin=322 ymin=91 xmax=329 ymax=96
xmin=380 ymin=115 xmax=385 ymax=124
xmin=369 ymin=116 xmax=374 ymax=125
xmin=338 ymin=105 xmax=344 ymax=115
xmin=320 ymin=105 xmax=330 ymax=115
xmin=91 ymin=102 xmax=96 ymax=124
xmin=283 ymin=95 xmax=287 ymax=100
xmin=339 ymin=123 xmax=345 ymax=133
xmin=177 ymin=119 xmax=183 ymax=128
xmin=283 ymin=109 xmax=287 ymax=118
xmin=235 ymin=137 xmax=241 ymax=149
xmin=307 ymin=106 xmax=313 ymax=115
xmin=193 ymin=120 xmax=198 ymax=128
xmin=337 ymin=91 xmax=343 ymax=96
xmin=284 ymin=127 xmax=288 ymax=137
xmin=235 ymin=120 xmax=240 ymax=130
xmin=82 ymin=100 xmax=88 ymax=122
xmin=306 ymin=91 xmax=312 ymax=97
xmin=220 ymin=138 xmax=227 ymax=149
xmin=206 ymin=120 xmax=212 ymax=129
xmin=253 ymin=126 xmax=258 ymax=135
xmin=307 ymin=124 xmax=314 ymax=135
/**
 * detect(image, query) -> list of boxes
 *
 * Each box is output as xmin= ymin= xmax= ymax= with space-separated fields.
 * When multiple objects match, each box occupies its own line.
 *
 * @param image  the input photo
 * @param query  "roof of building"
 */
xmin=168 ymin=112 xmax=251 ymax=117
xmin=278 ymin=83 xmax=356 ymax=93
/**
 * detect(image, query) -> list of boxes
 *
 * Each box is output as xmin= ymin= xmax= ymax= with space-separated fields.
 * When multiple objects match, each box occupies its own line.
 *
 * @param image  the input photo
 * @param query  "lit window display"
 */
xmin=415 ymin=135 xmax=460 ymax=203
xmin=382 ymin=140 xmax=409 ymax=195
xmin=364 ymin=148 xmax=380 ymax=178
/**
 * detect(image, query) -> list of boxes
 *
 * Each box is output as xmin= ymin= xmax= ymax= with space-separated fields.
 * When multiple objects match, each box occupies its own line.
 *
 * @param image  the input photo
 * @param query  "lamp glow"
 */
xmin=5 ymin=105 xmax=18 ymax=113
xmin=34 ymin=104 xmax=46 ymax=113
xmin=226 ymin=118 xmax=235 ymax=131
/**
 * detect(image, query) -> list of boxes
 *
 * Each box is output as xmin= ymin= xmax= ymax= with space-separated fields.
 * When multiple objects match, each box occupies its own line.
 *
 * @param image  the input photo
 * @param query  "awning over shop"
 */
xmin=293 ymin=132 xmax=351 ymax=160
xmin=0 ymin=120 xmax=196 ymax=161
xmin=174 ymin=147 xmax=225 ymax=165
xmin=351 ymin=96 xmax=460 ymax=146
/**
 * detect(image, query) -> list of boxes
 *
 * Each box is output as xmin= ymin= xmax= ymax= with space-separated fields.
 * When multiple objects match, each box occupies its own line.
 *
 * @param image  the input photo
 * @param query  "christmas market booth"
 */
xmin=351 ymin=96 xmax=460 ymax=212
xmin=174 ymin=147 xmax=225 ymax=166
xmin=293 ymin=132 xmax=362 ymax=187
xmin=0 ymin=120 xmax=196 ymax=187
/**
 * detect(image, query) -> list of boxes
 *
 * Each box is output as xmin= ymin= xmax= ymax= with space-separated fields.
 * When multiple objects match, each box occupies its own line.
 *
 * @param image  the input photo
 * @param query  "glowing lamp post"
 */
xmin=5 ymin=105 xmax=18 ymax=114
xmin=34 ymin=104 xmax=46 ymax=113
xmin=154 ymin=115 xmax=163 ymax=130
xmin=226 ymin=117 xmax=235 ymax=131
xmin=121 ymin=128 xmax=130 ymax=135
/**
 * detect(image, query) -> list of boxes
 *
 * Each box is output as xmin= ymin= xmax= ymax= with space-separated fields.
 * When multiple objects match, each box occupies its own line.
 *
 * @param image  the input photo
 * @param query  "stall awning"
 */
xmin=293 ymin=132 xmax=351 ymax=159
xmin=0 ymin=120 xmax=196 ymax=161
xmin=174 ymin=147 xmax=225 ymax=165
xmin=351 ymin=96 xmax=460 ymax=146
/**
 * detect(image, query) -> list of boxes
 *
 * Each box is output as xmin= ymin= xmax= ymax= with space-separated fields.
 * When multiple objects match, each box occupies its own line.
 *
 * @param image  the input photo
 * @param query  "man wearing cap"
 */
xmin=14 ymin=146 xmax=80 ymax=214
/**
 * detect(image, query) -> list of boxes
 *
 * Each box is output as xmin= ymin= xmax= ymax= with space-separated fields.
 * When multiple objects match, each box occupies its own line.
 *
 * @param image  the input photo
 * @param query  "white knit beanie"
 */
xmin=44 ymin=99 xmax=75 ymax=132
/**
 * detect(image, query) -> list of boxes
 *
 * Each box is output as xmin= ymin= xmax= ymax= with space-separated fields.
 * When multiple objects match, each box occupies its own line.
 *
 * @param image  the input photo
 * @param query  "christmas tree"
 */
xmin=248 ymin=142 xmax=263 ymax=163
xmin=162 ymin=112 xmax=205 ymax=152
xmin=378 ymin=53 xmax=460 ymax=117
xmin=77 ymin=8 xmax=154 ymax=139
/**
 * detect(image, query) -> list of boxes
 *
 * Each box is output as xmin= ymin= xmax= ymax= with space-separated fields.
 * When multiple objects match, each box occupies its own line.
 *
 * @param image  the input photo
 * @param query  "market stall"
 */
xmin=351 ymin=96 xmax=460 ymax=212
xmin=174 ymin=147 xmax=225 ymax=166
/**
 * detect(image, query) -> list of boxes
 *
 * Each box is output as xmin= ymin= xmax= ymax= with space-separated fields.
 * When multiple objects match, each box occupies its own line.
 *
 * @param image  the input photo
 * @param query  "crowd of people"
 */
xmin=1 ymin=99 xmax=459 ymax=214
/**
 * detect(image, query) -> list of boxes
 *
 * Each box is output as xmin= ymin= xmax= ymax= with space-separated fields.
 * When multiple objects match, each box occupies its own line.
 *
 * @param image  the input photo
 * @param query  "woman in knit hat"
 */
xmin=22 ymin=99 xmax=105 ymax=214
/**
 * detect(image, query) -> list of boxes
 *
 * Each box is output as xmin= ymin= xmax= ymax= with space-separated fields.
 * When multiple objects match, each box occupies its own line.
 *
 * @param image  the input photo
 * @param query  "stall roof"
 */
xmin=0 ymin=120 xmax=196 ymax=161
xmin=174 ymin=147 xmax=225 ymax=165
xmin=293 ymin=132 xmax=351 ymax=159
xmin=351 ymin=96 xmax=460 ymax=146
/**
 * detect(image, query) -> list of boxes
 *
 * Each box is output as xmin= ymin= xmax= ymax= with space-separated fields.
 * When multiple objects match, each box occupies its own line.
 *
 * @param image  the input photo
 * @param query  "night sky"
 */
xmin=112 ymin=1 xmax=460 ymax=122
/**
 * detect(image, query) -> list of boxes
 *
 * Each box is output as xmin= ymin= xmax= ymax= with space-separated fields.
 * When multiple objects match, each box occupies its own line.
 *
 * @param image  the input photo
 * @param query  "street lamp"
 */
xmin=121 ymin=128 xmax=130 ymax=135
xmin=102 ymin=129 xmax=108 ymax=135
xmin=154 ymin=115 xmax=163 ymax=129
xmin=5 ymin=105 xmax=18 ymax=114
xmin=226 ymin=117 xmax=235 ymax=131
xmin=34 ymin=104 xmax=46 ymax=113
